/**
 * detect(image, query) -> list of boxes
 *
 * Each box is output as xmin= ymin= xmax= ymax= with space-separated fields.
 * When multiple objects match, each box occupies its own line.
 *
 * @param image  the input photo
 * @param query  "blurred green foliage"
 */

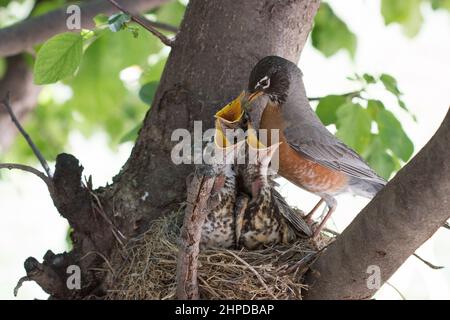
xmin=380 ymin=0 xmax=450 ymax=37
xmin=2 ymin=0 xmax=183 ymax=164
xmin=1 ymin=0 xmax=449 ymax=179
xmin=315 ymin=73 xmax=414 ymax=179
xmin=312 ymin=2 xmax=356 ymax=58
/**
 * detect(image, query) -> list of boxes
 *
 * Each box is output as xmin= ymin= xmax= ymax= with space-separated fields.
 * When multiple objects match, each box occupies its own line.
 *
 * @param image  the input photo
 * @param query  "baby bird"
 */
xmin=200 ymin=139 xmax=243 ymax=249
xmin=236 ymin=134 xmax=311 ymax=250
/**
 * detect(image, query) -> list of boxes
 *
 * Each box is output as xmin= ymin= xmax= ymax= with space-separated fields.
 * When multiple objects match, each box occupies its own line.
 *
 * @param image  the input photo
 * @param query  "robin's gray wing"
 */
xmin=276 ymin=64 xmax=387 ymax=186
xmin=284 ymin=121 xmax=387 ymax=185
xmin=272 ymin=188 xmax=312 ymax=237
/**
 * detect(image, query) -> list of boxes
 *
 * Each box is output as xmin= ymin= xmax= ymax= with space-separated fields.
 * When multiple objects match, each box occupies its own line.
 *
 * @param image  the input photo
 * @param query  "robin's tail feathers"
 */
xmin=349 ymin=178 xmax=386 ymax=199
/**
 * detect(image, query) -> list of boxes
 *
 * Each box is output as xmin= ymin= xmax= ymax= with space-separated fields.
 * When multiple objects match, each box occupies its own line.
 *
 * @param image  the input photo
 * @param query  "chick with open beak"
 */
xmin=235 ymin=131 xmax=311 ymax=250
xmin=200 ymin=139 xmax=245 ymax=249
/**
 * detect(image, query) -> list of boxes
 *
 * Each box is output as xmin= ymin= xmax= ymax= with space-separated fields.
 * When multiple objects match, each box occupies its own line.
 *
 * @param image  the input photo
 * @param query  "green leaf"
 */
xmin=376 ymin=109 xmax=414 ymax=161
xmin=108 ymin=13 xmax=131 ymax=32
xmin=336 ymin=102 xmax=372 ymax=153
xmin=363 ymin=73 xmax=376 ymax=84
xmin=34 ymin=33 xmax=83 ymax=85
xmin=139 ymin=82 xmax=159 ymax=104
xmin=94 ymin=13 xmax=109 ymax=27
xmin=315 ymin=95 xmax=347 ymax=125
xmin=380 ymin=73 xmax=402 ymax=96
xmin=381 ymin=0 xmax=423 ymax=37
xmin=367 ymin=99 xmax=385 ymax=119
xmin=312 ymin=3 xmax=357 ymax=58
xmin=120 ymin=124 xmax=141 ymax=143
xmin=31 ymin=0 xmax=65 ymax=17
xmin=0 ymin=58 xmax=6 ymax=78
xmin=366 ymin=137 xmax=397 ymax=179
xmin=431 ymin=0 xmax=450 ymax=11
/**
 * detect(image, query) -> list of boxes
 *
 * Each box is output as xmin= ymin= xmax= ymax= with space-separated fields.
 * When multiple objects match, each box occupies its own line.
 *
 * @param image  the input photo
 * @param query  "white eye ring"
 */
xmin=256 ymin=76 xmax=270 ymax=90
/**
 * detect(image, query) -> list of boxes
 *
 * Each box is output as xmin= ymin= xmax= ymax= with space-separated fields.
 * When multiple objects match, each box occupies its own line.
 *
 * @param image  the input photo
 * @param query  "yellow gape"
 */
xmin=214 ymin=91 xmax=246 ymax=147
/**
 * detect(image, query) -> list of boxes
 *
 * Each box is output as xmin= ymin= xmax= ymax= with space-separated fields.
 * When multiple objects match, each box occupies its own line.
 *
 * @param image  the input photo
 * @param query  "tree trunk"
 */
xmin=304 ymin=108 xmax=450 ymax=300
xmin=107 ymin=0 xmax=321 ymax=236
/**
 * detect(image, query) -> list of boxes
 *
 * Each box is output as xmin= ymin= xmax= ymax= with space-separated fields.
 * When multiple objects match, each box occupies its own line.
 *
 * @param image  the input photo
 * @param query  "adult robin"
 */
xmin=216 ymin=56 xmax=386 ymax=238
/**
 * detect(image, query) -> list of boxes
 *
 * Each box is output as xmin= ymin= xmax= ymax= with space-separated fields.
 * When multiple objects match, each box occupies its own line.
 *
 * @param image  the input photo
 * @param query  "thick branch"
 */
xmin=0 ymin=0 xmax=170 ymax=57
xmin=304 ymin=107 xmax=450 ymax=300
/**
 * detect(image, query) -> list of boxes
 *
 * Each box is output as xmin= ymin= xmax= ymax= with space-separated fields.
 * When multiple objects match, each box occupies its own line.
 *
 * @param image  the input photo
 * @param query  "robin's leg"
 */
xmin=312 ymin=197 xmax=337 ymax=239
xmin=305 ymin=198 xmax=324 ymax=222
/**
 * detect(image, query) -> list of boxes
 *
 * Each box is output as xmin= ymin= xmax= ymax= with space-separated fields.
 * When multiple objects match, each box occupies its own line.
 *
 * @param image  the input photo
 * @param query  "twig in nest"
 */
xmin=86 ymin=185 xmax=126 ymax=246
xmin=0 ymin=163 xmax=54 ymax=194
xmin=226 ymin=250 xmax=277 ymax=300
xmin=413 ymin=253 xmax=444 ymax=270
xmin=107 ymin=0 xmax=174 ymax=47
xmin=1 ymin=92 xmax=52 ymax=178
xmin=176 ymin=169 xmax=216 ymax=300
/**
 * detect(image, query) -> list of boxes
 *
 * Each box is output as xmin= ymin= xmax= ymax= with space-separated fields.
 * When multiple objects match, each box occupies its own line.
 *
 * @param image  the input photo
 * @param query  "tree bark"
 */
xmin=108 ymin=0 xmax=321 ymax=235
xmin=304 ymin=108 xmax=450 ymax=300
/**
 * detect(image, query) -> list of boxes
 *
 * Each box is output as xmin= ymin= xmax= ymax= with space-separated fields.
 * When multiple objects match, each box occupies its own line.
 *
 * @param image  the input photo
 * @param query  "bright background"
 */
xmin=1 ymin=0 xmax=449 ymax=299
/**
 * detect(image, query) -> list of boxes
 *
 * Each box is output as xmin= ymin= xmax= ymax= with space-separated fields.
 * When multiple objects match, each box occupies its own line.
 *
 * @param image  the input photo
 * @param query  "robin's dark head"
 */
xmin=248 ymin=56 xmax=299 ymax=105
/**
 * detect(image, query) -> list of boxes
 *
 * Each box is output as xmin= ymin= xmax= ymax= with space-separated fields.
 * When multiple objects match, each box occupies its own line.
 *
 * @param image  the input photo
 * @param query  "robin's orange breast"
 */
xmin=260 ymin=102 xmax=348 ymax=195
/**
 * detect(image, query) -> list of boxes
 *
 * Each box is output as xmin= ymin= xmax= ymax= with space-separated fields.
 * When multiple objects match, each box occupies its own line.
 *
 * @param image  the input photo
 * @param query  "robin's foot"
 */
xmin=304 ymin=199 xmax=324 ymax=223
xmin=311 ymin=205 xmax=336 ymax=239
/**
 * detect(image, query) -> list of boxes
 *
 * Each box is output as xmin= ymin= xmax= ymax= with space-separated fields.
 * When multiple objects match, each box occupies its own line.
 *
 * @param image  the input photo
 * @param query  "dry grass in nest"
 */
xmin=105 ymin=210 xmax=333 ymax=300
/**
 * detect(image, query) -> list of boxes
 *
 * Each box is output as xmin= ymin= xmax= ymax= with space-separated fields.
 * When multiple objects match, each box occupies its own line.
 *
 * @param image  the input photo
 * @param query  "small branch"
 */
xmin=0 ymin=163 xmax=54 ymax=194
xmin=443 ymin=222 xmax=450 ymax=230
xmin=413 ymin=253 xmax=444 ymax=270
xmin=13 ymin=276 xmax=31 ymax=297
xmin=308 ymin=90 xmax=363 ymax=102
xmin=385 ymin=281 xmax=406 ymax=300
xmin=176 ymin=167 xmax=216 ymax=300
xmin=107 ymin=0 xmax=174 ymax=47
xmin=147 ymin=20 xmax=179 ymax=34
xmin=1 ymin=93 xmax=52 ymax=178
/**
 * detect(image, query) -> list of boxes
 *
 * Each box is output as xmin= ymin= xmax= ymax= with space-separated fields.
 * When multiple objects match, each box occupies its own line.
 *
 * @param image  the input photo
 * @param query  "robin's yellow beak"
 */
xmin=214 ymin=118 xmax=230 ymax=148
xmin=214 ymin=91 xmax=246 ymax=147
xmin=215 ymin=91 xmax=245 ymax=124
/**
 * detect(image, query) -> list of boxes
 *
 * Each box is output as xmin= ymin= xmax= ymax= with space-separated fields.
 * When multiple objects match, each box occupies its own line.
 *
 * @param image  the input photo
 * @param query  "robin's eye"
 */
xmin=256 ymin=76 xmax=270 ymax=90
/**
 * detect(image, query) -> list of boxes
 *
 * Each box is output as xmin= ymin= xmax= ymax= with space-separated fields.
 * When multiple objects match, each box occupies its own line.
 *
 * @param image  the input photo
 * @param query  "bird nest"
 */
xmin=104 ymin=209 xmax=333 ymax=300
